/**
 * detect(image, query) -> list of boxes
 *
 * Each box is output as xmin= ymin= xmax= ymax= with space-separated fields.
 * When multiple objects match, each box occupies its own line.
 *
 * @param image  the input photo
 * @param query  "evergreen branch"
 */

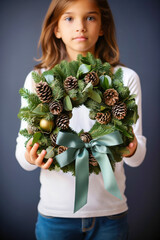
xmin=94 ymin=58 xmax=103 ymax=73
xmin=125 ymin=99 xmax=136 ymax=110
xmin=86 ymin=52 xmax=97 ymax=66
xmin=53 ymin=86 xmax=64 ymax=101
xmin=19 ymin=129 xmax=32 ymax=147
xmin=28 ymin=94 xmax=41 ymax=110
xmin=117 ymin=86 xmax=130 ymax=100
xmin=37 ymin=134 xmax=52 ymax=147
xmin=89 ymin=122 xmax=115 ymax=138
xmin=18 ymin=107 xmax=41 ymax=121
xmin=68 ymin=61 xmax=79 ymax=77
xmin=52 ymin=64 xmax=66 ymax=81
xmin=32 ymin=71 xmax=45 ymax=83
xmin=19 ymin=88 xmax=30 ymax=99
xmin=19 ymin=129 xmax=31 ymax=138
xmin=44 ymin=112 xmax=55 ymax=121
xmin=112 ymin=79 xmax=123 ymax=89
xmin=60 ymin=61 xmax=70 ymax=78
xmin=78 ymin=80 xmax=85 ymax=91
xmin=84 ymin=99 xmax=101 ymax=111
xmin=101 ymin=62 xmax=111 ymax=75
xmin=68 ymin=89 xmax=78 ymax=99
xmin=19 ymin=88 xmax=41 ymax=110
xmin=77 ymin=54 xmax=90 ymax=65
xmin=113 ymin=68 xmax=123 ymax=83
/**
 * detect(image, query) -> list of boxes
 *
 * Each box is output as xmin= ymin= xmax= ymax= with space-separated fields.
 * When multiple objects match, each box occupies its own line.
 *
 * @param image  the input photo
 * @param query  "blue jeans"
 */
xmin=35 ymin=211 xmax=129 ymax=240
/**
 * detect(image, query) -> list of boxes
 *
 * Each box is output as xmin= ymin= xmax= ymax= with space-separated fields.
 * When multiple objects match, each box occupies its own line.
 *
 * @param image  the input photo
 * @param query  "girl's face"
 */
xmin=54 ymin=0 xmax=103 ymax=61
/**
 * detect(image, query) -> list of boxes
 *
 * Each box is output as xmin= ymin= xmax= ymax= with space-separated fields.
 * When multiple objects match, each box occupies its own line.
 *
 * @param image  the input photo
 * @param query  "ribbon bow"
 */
xmin=55 ymin=131 xmax=123 ymax=213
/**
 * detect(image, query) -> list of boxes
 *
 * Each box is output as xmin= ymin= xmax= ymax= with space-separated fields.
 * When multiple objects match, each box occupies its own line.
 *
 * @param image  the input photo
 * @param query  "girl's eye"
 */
xmin=65 ymin=17 xmax=73 ymax=22
xmin=87 ymin=16 xmax=95 ymax=21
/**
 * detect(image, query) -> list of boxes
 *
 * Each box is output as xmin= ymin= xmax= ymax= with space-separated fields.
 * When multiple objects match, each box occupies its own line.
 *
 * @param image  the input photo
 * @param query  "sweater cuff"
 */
xmin=15 ymin=145 xmax=38 ymax=171
xmin=123 ymin=135 xmax=147 ymax=167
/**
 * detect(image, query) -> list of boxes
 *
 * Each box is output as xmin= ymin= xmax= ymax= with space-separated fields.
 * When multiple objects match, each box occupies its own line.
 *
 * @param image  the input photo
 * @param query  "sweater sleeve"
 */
xmin=122 ymin=68 xmax=147 ymax=167
xmin=15 ymin=71 xmax=38 ymax=171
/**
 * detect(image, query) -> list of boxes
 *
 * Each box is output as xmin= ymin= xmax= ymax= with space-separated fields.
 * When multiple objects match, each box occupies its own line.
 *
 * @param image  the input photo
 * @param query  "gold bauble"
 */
xmin=40 ymin=119 xmax=54 ymax=132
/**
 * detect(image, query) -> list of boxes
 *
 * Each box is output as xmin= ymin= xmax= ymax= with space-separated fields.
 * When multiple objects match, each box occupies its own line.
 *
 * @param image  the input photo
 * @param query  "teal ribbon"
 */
xmin=55 ymin=131 xmax=123 ymax=213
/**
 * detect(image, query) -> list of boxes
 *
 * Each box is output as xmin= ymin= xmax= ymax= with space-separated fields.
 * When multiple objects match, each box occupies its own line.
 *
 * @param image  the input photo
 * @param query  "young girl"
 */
xmin=15 ymin=0 xmax=146 ymax=239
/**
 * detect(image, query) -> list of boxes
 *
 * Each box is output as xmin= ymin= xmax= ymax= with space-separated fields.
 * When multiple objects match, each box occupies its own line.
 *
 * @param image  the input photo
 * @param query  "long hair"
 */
xmin=35 ymin=0 xmax=120 ymax=69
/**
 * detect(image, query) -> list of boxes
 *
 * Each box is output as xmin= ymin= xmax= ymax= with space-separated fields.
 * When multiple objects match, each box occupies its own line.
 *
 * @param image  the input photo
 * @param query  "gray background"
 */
xmin=1 ymin=0 xmax=159 ymax=239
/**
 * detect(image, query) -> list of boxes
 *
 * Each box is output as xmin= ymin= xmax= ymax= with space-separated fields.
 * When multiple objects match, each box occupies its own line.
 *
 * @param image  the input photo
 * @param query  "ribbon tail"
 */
xmin=92 ymin=151 xmax=122 ymax=200
xmin=74 ymin=148 xmax=89 ymax=213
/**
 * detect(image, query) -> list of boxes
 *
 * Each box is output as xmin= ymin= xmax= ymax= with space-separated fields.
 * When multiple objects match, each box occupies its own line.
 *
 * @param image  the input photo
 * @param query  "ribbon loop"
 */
xmin=55 ymin=131 xmax=123 ymax=213
xmin=84 ymin=142 xmax=92 ymax=148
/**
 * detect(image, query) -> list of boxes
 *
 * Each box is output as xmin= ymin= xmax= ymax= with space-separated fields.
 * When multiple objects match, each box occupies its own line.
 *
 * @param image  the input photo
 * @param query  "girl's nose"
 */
xmin=76 ymin=20 xmax=86 ymax=33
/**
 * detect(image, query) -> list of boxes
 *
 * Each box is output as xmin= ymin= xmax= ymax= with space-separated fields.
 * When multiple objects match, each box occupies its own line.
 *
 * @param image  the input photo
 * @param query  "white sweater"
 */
xmin=15 ymin=66 xmax=146 ymax=218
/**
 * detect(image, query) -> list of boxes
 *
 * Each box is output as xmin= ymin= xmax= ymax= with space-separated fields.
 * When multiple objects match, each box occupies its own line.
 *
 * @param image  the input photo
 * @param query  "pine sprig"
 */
xmin=94 ymin=58 xmax=104 ymax=73
xmin=67 ymin=89 xmax=78 ymax=99
xmin=78 ymin=80 xmax=85 ymax=91
xmin=44 ymin=112 xmax=55 ymax=121
xmin=113 ymin=68 xmax=123 ymax=83
xmin=86 ymin=52 xmax=97 ymax=66
xmin=19 ymin=88 xmax=41 ymax=110
xmin=52 ymin=64 xmax=66 ymax=81
xmin=50 ymin=80 xmax=64 ymax=101
xmin=37 ymin=134 xmax=52 ymax=148
xmin=19 ymin=129 xmax=31 ymax=138
xmin=89 ymin=122 xmax=115 ymax=139
xmin=102 ymin=62 xmax=111 ymax=75
xmin=32 ymin=71 xmax=45 ymax=83
xmin=68 ymin=61 xmax=80 ymax=77
xmin=19 ymin=129 xmax=32 ymax=147
xmin=61 ymin=61 xmax=71 ymax=78
xmin=84 ymin=99 xmax=101 ymax=112
xmin=117 ymin=86 xmax=130 ymax=100
xmin=112 ymin=68 xmax=123 ymax=90
xmin=18 ymin=107 xmax=42 ymax=122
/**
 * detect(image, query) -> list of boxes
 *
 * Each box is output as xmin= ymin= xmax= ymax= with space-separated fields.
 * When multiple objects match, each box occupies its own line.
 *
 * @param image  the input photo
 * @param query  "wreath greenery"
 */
xmin=18 ymin=53 xmax=138 ymax=175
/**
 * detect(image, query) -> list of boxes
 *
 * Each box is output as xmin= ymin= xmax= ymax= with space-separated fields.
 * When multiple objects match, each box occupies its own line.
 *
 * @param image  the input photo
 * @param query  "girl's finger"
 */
xmin=30 ymin=143 xmax=39 ymax=161
xmin=26 ymin=138 xmax=33 ymax=151
xmin=42 ymin=158 xmax=53 ymax=169
xmin=35 ymin=150 xmax=46 ymax=167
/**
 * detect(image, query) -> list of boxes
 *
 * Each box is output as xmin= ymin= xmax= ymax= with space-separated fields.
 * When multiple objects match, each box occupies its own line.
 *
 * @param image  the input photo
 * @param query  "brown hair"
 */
xmin=35 ymin=0 xmax=120 ymax=70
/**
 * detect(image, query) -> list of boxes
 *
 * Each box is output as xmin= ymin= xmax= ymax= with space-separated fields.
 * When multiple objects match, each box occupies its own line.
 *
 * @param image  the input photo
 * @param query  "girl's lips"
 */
xmin=73 ymin=36 xmax=88 ymax=41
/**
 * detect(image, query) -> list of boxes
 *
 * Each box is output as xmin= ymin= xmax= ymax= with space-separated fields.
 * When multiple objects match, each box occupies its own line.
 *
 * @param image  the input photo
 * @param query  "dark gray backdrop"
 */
xmin=1 ymin=0 xmax=159 ymax=239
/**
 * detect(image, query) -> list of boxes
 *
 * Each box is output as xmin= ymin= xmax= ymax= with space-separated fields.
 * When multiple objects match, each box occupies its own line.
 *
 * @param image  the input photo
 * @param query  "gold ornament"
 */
xmin=40 ymin=119 xmax=54 ymax=132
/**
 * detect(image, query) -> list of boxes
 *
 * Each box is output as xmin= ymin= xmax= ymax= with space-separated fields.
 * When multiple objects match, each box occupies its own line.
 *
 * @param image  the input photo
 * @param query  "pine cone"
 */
xmin=80 ymin=132 xmax=92 ymax=143
xmin=89 ymin=151 xmax=98 ymax=167
xmin=27 ymin=125 xmax=39 ymax=135
xmin=112 ymin=102 xmax=127 ymax=120
xmin=58 ymin=146 xmax=68 ymax=154
xmin=50 ymin=133 xmax=57 ymax=147
xmin=56 ymin=114 xmax=70 ymax=130
xmin=49 ymin=100 xmax=63 ymax=115
xmin=36 ymin=81 xmax=52 ymax=103
xmin=84 ymin=71 xmax=99 ymax=86
xmin=96 ymin=112 xmax=111 ymax=124
xmin=64 ymin=76 xmax=78 ymax=91
xmin=103 ymin=89 xmax=119 ymax=106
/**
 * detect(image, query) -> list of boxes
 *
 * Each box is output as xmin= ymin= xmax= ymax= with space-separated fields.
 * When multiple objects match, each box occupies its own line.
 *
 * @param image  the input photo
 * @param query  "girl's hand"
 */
xmin=122 ymin=133 xmax=138 ymax=158
xmin=25 ymin=138 xmax=53 ymax=169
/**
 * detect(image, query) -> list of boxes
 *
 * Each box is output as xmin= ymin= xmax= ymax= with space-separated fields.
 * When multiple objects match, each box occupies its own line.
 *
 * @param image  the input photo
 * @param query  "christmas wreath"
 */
xmin=18 ymin=53 xmax=138 ymax=175
xmin=18 ymin=53 xmax=139 ymax=212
